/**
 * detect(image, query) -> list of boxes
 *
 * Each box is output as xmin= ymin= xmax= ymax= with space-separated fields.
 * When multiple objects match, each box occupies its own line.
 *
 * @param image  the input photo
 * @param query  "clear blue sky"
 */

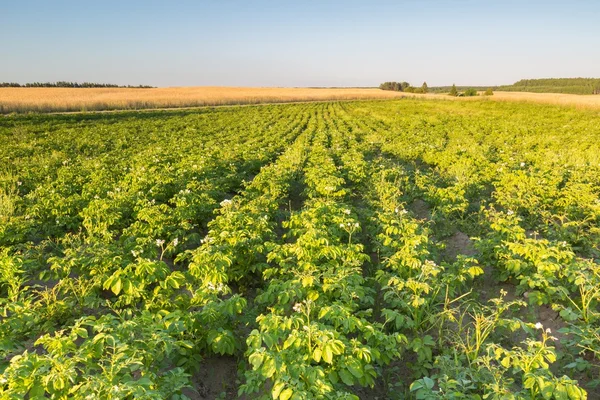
xmin=2 ymin=0 xmax=599 ymax=87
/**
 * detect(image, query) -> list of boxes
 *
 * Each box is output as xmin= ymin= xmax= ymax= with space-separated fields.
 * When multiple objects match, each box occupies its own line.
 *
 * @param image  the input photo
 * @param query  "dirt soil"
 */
xmin=443 ymin=231 xmax=476 ymax=261
xmin=409 ymin=198 xmax=431 ymax=221
xmin=182 ymin=356 xmax=243 ymax=400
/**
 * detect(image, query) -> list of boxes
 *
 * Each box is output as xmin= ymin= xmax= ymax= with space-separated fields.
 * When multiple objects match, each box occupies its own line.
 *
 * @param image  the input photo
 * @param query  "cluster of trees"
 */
xmin=379 ymin=81 xmax=410 ymax=91
xmin=0 ymin=82 xmax=154 ymax=88
xmin=447 ymin=84 xmax=493 ymax=97
xmin=380 ymin=81 xmax=497 ymax=97
xmin=497 ymin=78 xmax=600 ymax=95
xmin=379 ymin=81 xmax=429 ymax=93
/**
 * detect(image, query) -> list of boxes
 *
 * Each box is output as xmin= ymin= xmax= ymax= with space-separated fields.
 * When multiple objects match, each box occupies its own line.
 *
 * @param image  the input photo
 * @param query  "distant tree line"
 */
xmin=381 ymin=81 xmax=493 ymax=97
xmin=379 ymin=81 xmax=429 ymax=93
xmin=0 ymin=82 xmax=154 ymax=88
xmin=447 ymin=84 xmax=493 ymax=97
xmin=497 ymin=78 xmax=600 ymax=95
xmin=428 ymin=85 xmax=496 ymax=94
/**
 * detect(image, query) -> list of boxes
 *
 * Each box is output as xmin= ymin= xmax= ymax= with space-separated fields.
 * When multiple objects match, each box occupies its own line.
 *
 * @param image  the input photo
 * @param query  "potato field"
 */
xmin=1 ymin=99 xmax=599 ymax=399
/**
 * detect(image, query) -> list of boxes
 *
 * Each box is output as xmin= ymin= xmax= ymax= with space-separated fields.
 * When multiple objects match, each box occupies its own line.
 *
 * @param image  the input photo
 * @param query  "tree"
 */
xmin=484 ymin=88 xmax=494 ymax=96
xmin=449 ymin=84 xmax=458 ymax=97
xmin=464 ymin=88 xmax=478 ymax=97
xmin=379 ymin=81 xmax=408 ymax=92
xmin=421 ymin=82 xmax=429 ymax=94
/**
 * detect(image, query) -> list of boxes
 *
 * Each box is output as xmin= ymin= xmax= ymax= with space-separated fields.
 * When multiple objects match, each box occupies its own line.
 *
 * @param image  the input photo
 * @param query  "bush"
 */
xmin=484 ymin=88 xmax=494 ymax=96
xmin=464 ymin=88 xmax=478 ymax=97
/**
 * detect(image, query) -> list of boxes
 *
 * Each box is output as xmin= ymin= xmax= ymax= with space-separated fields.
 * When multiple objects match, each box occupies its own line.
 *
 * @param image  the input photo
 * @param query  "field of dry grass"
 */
xmin=0 ymin=86 xmax=414 ymax=114
xmin=2 ymin=86 xmax=600 ymax=114
xmin=483 ymin=91 xmax=600 ymax=109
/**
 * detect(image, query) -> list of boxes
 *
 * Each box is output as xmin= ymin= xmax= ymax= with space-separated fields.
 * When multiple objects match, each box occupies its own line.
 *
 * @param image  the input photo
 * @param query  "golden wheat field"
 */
xmin=0 ymin=87 xmax=414 ymax=113
xmin=483 ymin=91 xmax=600 ymax=109
xmin=1 ymin=86 xmax=600 ymax=114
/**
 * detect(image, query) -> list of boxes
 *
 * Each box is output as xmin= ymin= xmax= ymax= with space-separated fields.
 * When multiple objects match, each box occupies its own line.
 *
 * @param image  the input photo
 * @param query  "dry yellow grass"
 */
xmin=0 ymin=86 xmax=413 ymax=114
xmin=481 ymin=91 xmax=600 ymax=109
xmin=2 ymin=86 xmax=599 ymax=114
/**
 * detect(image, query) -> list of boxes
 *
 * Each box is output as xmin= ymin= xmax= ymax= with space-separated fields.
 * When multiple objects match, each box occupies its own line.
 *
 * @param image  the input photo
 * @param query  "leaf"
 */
xmin=262 ymin=357 xmax=276 ymax=378
xmin=301 ymin=276 xmax=313 ymax=287
xmin=347 ymin=361 xmax=363 ymax=378
xmin=111 ymin=278 xmax=122 ymax=295
xmin=331 ymin=340 xmax=345 ymax=354
xmin=29 ymin=383 xmax=45 ymax=397
xmin=553 ymin=384 xmax=568 ymax=400
xmin=137 ymin=377 xmax=153 ymax=387
xmin=279 ymin=388 xmax=293 ymax=400
xmin=123 ymin=279 xmax=133 ymax=294
xmin=566 ymin=384 xmax=585 ymax=399
xmin=318 ymin=308 xmax=328 ymax=319
xmin=339 ymin=369 xmax=354 ymax=385
xmin=537 ymin=376 xmax=554 ymax=400
xmin=283 ymin=335 xmax=296 ymax=350
xmin=410 ymin=380 xmax=424 ymax=392
xmin=423 ymin=376 xmax=434 ymax=390
xmin=313 ymin=348 xmax=322 ymax=363
xmin=468 ymin=266 xmax=484 ymax=277
xmin=262 ymin=333 xmax=275 ymax=348
xmin=249 ymin=353 xmax=264 ymax=370
xmin=328 ymin=370 xmax=339 ymax=384
xmin=545 ymin=350 xmax=557 ymax=364
xmin=272 ymin=381 xmax=285 ymax=399
xmin=322 ymin=345 xmax=334 ymax=364
xmin=73 ymin=327 xmax=88 ymax=338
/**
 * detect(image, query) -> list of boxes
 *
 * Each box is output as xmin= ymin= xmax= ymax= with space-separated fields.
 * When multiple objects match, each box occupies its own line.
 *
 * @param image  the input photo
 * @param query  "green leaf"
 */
xmin=347 ymin=362 xmax=363 ymax=378
xmin=111 ymin=278 xmax=122 ymax=295
xmin=537 ymin=377 xmax=554 ymax=400
xmin=554 ymin=383 xmax=568 ymax=400
xmin=249 ymin=353 xmax=264 ymax=370
xmin=423 ymin=376 xmax=434 ymax=390
xmin=410 ymin=380 xmax=424 ymax=392
xmin=283 ymin=335 xmax=296 ymax=350
xmin=318 ymin=308 xmax=328 ymax=319
xmin=30 ymin=383 xmax=45 ymax=397
xmin=339 ymin=369 xmax=354 ymax=385
xmin=263 ymin=333 xmax=275 ymax=348
xmin=262 ymin=357 xmax=276 ymax=378
xmin=328 ymin=370 xmax=339 ymax=384
xmin=73 ymin=327 xmax=88 ymax=338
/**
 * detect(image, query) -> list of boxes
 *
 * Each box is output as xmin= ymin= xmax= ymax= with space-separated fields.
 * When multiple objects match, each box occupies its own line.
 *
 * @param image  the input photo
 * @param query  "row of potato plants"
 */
xmin=349 ymin=99 xmax=596 ymax=398
xmin=0 ymin=104 xmax=316 ymax=398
